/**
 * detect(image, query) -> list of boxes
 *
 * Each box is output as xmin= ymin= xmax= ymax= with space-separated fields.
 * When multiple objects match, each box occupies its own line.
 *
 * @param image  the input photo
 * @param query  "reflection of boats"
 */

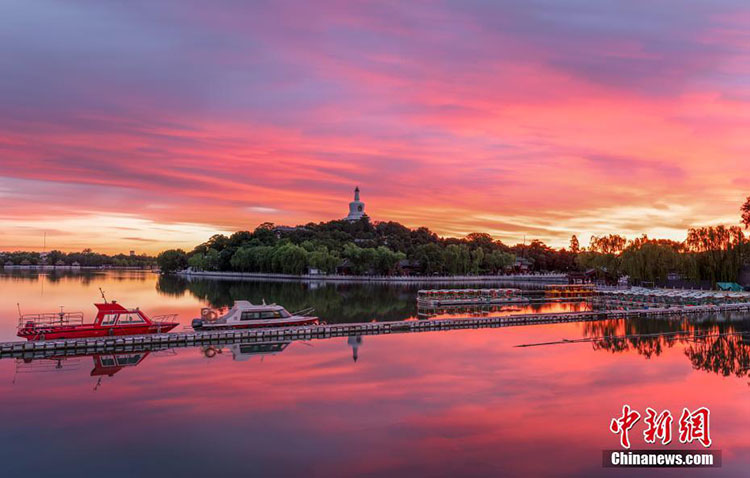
xmin=192 ymin=301 xmax=318 ymax=330
xmin=417 ymin=302 xmax=524 ymax=319
xmin=544 ymin=284 xmax=596 ymax=297
xmin=91 ymin=352 xmax=150 ymax=377
xmin=228 ymin=341 xmax=289 ymax=361
xmin=417 ymin=288 xmax=527 ymax=307
xmin=15 ymin=357 xmax=83 ymax=375
xmin=13 ymin=351 xmax=152 ymax=386
xmin=17 ymin=301 xmax=179 ymax=341
xmin=202 ymin=340 xmax=290 ymax=361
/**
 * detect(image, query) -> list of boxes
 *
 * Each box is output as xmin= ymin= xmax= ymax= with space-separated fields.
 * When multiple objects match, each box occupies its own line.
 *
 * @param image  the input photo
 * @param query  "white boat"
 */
xmin=191 ymin=301 xmax=318 ymax=330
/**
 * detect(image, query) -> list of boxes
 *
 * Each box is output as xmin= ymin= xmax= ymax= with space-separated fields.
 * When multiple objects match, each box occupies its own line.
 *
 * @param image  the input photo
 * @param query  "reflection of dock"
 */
xmin=15 ymin=357 xmax=83 ymax=374
xmin=2 ymin=302 xmax=750 ymax=360
xmin=12 ymin=352 xmax=152 ymax=388
xmin=417 ymin=296 xmax=589 ymax=318
xmin=417 ymin=304 xmax=524 ymax=319
xmin=417 ymin=288 xmax=526 ymax=307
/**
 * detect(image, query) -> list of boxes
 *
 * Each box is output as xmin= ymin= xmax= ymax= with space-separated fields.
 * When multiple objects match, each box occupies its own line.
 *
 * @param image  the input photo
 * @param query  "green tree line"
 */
xmin=157 ymin=220 xmax=522 ymax=275
xmin=578 ymin=226 xmax=748 ymax=285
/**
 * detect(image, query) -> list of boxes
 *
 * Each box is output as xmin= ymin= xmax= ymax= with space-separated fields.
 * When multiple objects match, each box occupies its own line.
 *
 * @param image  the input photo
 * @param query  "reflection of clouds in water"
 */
xmin=2 ymin=272 xmax=750 ymax=477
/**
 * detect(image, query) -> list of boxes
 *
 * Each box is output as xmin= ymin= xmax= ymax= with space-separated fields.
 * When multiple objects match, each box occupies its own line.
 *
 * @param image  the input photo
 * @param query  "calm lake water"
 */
xmin=0 ymin=271 xmax=748 ymax=477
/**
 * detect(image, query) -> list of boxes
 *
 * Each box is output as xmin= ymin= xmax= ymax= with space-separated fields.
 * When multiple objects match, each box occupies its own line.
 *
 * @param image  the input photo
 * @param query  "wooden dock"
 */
xmin=2 ymin=302 xmax=749 ymax=360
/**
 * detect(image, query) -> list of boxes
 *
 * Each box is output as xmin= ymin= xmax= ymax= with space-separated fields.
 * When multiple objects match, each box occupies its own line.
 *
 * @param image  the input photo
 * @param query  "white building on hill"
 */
xmin=344 ymin=186 xmax=366 ymax=222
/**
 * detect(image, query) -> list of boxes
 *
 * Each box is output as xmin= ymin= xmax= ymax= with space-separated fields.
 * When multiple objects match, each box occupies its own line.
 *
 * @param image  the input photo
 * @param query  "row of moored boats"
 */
xmin=17 ymin=299 xmax=318 ymax=341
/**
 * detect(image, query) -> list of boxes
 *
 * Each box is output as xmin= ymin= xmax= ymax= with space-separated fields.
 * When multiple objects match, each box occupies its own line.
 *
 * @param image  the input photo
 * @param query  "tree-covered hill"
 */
xmin=157 ymin=218 xmax=538 ymax=276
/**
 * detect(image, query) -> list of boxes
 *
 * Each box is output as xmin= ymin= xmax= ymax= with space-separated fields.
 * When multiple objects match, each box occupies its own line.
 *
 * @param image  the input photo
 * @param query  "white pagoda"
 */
xmin=344 ymin=186 xmax=366 ymax=221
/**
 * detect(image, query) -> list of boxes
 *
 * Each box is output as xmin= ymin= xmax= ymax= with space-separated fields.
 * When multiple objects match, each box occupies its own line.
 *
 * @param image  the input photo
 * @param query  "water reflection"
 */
xmin=2 ymin=272 xmax=750 ymax=477
xmin=582 ymin=318 xmax=750 ymax=381
xmin=687 ymin=332 xmax=750 ymax=379
xmin=419 ymin=300 xmax=591 ymax=320
xmin=158 ymin=275 xmax=417 ymax=323
xmin=202 ymin=341 xmax=291 ymax=361
xmin=3 ymin=269 xmax=151 ymax=284
xmin=348 ymin=335 xmax=363 ymax=362
xmin=8 ymin=317 xmax=750 ymax=389
xmin=14 ymin=351 xmax=154 ymax=391
xmin=157 ymin=275 xmax=594 ymax=324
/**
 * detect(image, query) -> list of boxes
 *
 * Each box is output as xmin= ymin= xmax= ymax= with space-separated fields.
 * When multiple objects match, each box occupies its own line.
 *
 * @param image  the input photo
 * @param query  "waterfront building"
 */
xmin=344 ymin=186 xmax=366 ymax=222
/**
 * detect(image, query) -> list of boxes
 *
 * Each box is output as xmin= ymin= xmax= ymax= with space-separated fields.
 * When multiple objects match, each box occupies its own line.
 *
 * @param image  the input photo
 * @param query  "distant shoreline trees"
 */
xmin=0 ymin=249 xmax=156 ymax=268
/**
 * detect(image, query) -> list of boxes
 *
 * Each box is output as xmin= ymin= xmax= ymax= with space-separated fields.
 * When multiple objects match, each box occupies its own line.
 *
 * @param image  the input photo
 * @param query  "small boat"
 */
xmin=17 ymin=301 xmax=179 ymax=341
xmin=191 ymin=300 xmax=318 ymax=330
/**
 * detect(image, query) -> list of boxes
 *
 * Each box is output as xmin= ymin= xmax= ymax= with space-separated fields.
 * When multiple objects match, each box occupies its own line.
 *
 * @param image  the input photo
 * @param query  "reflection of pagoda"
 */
xmin=347 ymin=335 xmax=363 ymax=362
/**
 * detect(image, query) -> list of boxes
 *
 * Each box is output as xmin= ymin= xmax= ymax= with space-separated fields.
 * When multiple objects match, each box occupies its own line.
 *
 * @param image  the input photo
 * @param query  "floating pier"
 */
xmin=2 ymin=302 xmax=749 ymax=360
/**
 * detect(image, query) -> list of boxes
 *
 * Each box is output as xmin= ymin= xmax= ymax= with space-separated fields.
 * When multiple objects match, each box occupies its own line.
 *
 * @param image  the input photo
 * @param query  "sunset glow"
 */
xmin=1 ymin=1 xmax=749 ymax=253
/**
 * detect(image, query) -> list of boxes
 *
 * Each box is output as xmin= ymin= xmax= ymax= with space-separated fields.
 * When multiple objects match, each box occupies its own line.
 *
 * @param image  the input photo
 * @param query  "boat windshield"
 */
xmin=118 ymin=313 xmax=146 ymax=325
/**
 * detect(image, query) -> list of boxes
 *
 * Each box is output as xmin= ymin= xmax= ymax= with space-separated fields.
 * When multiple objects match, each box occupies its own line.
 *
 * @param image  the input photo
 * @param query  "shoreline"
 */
xmin=1 ymin=265 xmax=154 ymax=271
xmin=175 ymin=270 xmax=568 ymax=283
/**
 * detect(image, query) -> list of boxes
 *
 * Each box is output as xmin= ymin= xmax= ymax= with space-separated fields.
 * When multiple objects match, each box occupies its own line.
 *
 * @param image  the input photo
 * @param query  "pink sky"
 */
xmin=1 ymin=1 xmax=749 ymax=253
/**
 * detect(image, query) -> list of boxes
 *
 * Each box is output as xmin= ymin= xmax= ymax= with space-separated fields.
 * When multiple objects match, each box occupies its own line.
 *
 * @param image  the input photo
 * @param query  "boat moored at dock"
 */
xmin=17 ymin=302 xmax=179 ymax=341
xmin=191 ymin=301 xmax=318 ymax=330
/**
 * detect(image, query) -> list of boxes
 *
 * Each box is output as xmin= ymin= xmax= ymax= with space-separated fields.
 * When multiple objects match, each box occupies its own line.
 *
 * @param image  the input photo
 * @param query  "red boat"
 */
xmin=17 ymin=301 xmax=179 ymax=341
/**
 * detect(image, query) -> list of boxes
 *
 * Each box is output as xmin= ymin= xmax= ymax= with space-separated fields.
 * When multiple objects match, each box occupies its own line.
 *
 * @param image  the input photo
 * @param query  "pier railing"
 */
xmin=17 ymin=312 xmax=84 ymax=330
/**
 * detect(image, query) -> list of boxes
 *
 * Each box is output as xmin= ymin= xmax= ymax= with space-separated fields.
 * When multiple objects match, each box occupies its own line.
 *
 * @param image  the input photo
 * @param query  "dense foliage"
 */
xmin=578 ymin=227 xmax=749 ymax=285
xmin=158 ymin=219 xmax=527 ymax=276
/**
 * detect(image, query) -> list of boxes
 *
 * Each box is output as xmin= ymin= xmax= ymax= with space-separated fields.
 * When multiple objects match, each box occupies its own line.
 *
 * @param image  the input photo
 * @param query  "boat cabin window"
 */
xmin=100 ymin=356 xmax=116 ymax=367
xmin=240 ymin=311 xmax=261 ymax=321
xmin=260 ymin=310 xmax=288 ymax=319
xmin=115 ymin=354 xmax=142 ymax=366
xmin=240 ymin=309 xmax=290 ymax=320
xmin=117 ymin=313 xmax=146 ymax=324
xmin=101 ymin=314 xmax=118 ymax=326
